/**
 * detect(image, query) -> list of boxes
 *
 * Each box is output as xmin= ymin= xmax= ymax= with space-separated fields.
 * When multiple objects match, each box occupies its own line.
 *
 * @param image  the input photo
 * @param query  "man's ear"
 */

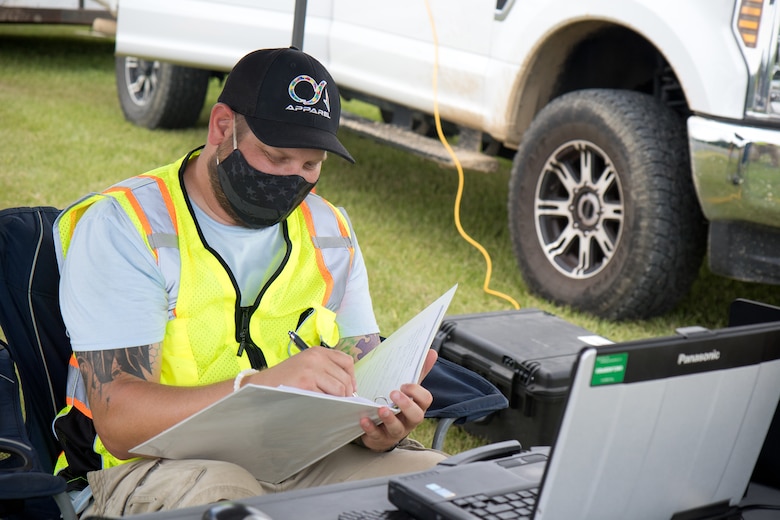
xmin=207 ymin=103 xmax=234 ymax=147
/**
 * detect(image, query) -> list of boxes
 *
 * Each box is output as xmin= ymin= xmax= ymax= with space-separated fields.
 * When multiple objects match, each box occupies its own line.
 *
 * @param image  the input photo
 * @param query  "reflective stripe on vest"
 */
xmin=64 ymin=355 xmax=89 ymax=418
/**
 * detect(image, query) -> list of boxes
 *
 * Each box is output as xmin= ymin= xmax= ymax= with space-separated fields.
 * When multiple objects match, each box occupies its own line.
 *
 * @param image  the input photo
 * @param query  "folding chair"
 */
xmin=0 ymin=206 xmax=76 ymax=520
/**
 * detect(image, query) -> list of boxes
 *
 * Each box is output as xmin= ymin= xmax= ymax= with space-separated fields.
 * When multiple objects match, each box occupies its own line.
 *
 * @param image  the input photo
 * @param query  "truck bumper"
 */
xmin=688 ymin=116 xmax=780 ymax=284
xmin=688 ymin=116 xmax=780 ymax=226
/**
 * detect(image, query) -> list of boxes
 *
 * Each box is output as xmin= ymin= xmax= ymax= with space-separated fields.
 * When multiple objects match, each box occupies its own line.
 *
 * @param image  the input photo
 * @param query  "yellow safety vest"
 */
xmin=53 ymin=148 xmax=355 ymax=478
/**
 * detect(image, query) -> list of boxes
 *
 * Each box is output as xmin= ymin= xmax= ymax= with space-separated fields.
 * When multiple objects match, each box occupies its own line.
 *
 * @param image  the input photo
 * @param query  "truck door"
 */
xmin=327 ymin=0 xmax=495 ymax=126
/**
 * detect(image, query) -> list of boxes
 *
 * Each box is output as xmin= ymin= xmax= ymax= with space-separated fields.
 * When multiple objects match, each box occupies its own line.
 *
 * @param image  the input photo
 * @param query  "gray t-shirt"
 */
xmin=57 ymin=196 xmax=379 ymax=352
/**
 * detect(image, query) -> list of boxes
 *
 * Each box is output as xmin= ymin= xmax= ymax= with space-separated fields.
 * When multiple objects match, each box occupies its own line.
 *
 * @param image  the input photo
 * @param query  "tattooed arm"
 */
xmin=76 ymin=343 xmax=236 ymax=460
xmin=335 ymin=333 xmax=382 ymax=361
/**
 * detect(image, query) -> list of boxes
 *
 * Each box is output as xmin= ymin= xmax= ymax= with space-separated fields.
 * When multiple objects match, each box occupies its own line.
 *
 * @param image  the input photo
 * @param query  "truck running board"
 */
xmin=340 ymin=113 xmax=500 ymax=173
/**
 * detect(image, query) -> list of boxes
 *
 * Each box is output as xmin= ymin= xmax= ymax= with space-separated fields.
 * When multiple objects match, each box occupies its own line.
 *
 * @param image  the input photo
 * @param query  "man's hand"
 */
xmin=357 ymin=349 xmax=438 ymax=452
xmin=246 ymin=346 xmax=358 ymax=397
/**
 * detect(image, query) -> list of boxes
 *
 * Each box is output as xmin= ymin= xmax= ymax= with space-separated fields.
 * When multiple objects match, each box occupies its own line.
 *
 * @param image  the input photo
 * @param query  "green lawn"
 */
xmin=3 ymin=24 xmax=780 ymax=453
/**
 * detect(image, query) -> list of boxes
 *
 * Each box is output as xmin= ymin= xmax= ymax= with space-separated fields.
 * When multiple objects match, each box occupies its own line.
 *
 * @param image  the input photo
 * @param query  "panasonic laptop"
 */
xmin=389 ymin=319 xmax=780 ymax=520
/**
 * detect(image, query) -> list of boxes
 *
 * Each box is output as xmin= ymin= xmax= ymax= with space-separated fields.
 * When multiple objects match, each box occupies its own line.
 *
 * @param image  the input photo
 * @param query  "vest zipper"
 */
xmin=238 ymin=306 xmax=267 ymax=369
xmin=237 ymin=307 xmax=249 ymax=357
xmin=237 ymin=223 xmax=293 ymax=369
xmin=180 ymin=162 xmax=294 ymax=371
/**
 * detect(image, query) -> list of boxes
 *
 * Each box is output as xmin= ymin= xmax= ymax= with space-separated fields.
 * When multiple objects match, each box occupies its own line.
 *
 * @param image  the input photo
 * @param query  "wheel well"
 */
xmin=505 ymin=22 xmax=690 ymax=149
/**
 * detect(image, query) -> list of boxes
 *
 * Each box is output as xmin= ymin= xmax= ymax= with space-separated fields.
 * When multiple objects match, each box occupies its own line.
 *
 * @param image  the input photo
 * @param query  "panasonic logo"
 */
xmin=677 ymin=350 xmax=721 ymax=365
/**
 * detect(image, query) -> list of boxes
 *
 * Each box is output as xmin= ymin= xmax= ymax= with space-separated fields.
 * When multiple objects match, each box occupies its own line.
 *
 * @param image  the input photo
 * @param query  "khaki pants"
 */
xmin=85 ymin=439 xmax=446 ymax=517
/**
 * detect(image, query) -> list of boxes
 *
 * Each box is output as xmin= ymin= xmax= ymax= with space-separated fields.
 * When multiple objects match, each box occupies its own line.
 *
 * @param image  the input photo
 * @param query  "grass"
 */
xmin=3 ymin=24 xmax=780 ymax=454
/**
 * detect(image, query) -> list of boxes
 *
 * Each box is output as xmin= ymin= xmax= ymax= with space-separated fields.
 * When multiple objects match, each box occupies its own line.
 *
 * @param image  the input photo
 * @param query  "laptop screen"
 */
xmin=535 ymin=321 xmax=780 ymax=520
xmin=729 ymin=298 xmax=780 ymax=328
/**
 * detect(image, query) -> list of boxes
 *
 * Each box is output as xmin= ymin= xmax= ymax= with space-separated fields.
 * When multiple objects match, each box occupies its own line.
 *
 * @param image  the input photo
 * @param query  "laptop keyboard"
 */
xmin=451 ymin=487 xmax=539 ymax=519
xmin=338 ymin=487 xmax=539 ymax=520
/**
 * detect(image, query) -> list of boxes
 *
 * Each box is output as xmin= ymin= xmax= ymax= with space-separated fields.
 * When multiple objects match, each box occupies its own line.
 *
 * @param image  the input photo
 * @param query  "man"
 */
xmin=53 ymin=47 xmax=446 ymax=516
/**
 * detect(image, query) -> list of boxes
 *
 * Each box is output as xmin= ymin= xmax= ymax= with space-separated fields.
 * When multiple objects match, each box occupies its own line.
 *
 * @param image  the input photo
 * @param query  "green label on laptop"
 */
xmin=592 ymin=353 xmax=628 ymax=386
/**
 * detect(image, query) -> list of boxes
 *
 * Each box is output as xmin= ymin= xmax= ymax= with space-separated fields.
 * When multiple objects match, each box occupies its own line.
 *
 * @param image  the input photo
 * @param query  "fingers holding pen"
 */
xmin=249 ymin=346 xmax=357 ymax=397
xmin=293 ymin=347 xmax=357 ymax=396
xmin=314 ymin=347 xmax=358 ymax=396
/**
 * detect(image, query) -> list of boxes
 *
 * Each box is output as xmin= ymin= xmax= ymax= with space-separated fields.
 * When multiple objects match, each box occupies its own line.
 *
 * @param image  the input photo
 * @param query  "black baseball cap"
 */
xmin=218 ymin=47 xmax=354 ymax=163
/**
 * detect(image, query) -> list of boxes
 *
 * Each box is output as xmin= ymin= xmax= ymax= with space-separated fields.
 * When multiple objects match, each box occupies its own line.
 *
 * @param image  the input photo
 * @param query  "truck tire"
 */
xmin=115 ymin=56 xmax=210 ymax=129
xmin=508 ymin=89 xmax=706 ymax=320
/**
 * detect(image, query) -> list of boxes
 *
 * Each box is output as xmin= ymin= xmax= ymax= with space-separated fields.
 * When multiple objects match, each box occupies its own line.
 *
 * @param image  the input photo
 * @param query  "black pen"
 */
xmin=288 ymin=330 xmax=311 ymax=352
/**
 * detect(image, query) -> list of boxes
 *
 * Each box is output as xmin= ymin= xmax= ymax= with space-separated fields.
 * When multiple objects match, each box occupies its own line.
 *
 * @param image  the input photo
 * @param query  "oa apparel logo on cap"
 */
xmin=286 ymin=75 xmax=331 ymax=119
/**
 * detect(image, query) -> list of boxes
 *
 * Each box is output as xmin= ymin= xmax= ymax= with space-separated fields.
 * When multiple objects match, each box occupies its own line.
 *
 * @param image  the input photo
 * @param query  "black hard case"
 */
xmin=431 ymin=309 xmax=598 ymax=448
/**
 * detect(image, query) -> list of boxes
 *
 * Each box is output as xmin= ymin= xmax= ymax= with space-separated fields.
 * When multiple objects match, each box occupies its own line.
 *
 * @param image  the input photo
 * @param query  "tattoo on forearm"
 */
xmin=337 ymin=334 xmax=381 ymax=361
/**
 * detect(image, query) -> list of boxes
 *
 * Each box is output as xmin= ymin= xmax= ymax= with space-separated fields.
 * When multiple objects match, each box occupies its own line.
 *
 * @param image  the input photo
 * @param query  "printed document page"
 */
xmin=355 ymin=284 xmax=457 ymax=404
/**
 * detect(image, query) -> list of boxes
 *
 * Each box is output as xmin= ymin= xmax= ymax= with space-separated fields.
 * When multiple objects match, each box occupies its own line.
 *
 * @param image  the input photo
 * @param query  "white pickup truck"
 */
xmin=9 ymin=0 xmax=780 ymax=320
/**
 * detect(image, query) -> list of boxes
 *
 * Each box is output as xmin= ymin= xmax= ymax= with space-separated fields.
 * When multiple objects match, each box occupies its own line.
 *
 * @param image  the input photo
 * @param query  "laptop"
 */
xmin=388 ymin=318 xmax=780 ymax=520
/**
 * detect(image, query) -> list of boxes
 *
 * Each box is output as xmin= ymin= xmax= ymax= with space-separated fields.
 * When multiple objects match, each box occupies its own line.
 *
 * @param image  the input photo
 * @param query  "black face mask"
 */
xmin=216 ymin=148 xmax=317 ymax=229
